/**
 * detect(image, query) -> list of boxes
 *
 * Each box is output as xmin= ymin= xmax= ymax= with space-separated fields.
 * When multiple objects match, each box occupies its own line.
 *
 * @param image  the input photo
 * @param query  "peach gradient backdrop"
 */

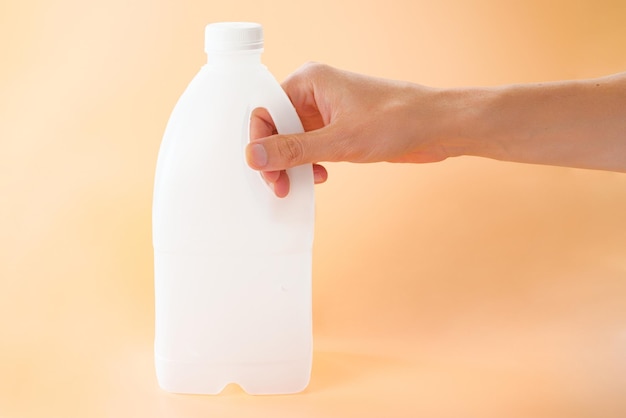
xmin=1 ymin=0 xmax=626 ymax=417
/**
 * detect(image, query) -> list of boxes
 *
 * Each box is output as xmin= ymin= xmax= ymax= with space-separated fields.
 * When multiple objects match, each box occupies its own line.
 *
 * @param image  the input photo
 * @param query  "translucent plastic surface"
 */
xmin=152 ymin=31 xmax=315 ymax=395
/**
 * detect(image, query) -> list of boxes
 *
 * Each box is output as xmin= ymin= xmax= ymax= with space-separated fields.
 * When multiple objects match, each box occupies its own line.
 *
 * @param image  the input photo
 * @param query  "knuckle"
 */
xmin=298 ymin=61 xmax=328 ymax=78
xmin=331 ymin=125 xmax=365 ymax=162
xmin=284 ymin=62 xmax=331 ymax=94
xmin=277 ymin=135 xmax=304 ymax=165
xmin=302 ymin=60 xmax=322 ymax=70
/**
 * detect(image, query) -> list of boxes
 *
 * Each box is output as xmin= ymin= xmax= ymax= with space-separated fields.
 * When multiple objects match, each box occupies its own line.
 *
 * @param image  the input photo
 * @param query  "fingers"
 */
xmin=247 ymin=128 xmax=336 ymax=171
xmin=249 ymin=106 xmax=325 ymax=170
xmin=271 ymin=170 xmax=290 ymax=199
xmin=313 ymin=164 xmax=328 ymax=184
xmin=261 ymin=166 xmax=327 ymax=186
xmin=261 ymin=170 xmax=280 ymax=183
xmin=250 ymin=107 xmax=288 ymax=195
xmin=281 ymin=62 xmax=329 ymax=132
xmin=262 ymin=164 xmax=328 ymax=199
xmin=249 ymin=107 xmax=329 ymax=198
xmin=250 ymin=107 xmax=277 ymax=141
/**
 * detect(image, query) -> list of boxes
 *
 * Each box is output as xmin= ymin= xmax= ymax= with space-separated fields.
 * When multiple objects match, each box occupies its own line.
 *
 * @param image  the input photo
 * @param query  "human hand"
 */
xmin=247 ymin=63 xmax=457 ymax=197
xmin=248 ymin=106 xmax=328 ymax=198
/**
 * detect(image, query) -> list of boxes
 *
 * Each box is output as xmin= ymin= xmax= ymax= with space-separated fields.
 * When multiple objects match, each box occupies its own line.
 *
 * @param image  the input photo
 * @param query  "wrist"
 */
xmin=432 ymin=86 xmax=501 ymax=161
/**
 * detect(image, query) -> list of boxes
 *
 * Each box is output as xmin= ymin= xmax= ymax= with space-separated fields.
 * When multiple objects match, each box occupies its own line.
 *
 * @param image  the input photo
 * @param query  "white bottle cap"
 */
xmin=204 ymin=22 xmax=264 ymax=53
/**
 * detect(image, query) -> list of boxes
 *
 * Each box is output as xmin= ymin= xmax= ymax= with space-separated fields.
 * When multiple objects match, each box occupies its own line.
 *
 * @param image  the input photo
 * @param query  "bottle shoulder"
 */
xmin=200 ymin=62 xmax=271 ymax=77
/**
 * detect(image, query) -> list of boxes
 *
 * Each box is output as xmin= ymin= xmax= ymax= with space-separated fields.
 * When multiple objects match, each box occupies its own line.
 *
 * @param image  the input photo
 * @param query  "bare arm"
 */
xmin=454 ymin=72 xmax=626 ymax=172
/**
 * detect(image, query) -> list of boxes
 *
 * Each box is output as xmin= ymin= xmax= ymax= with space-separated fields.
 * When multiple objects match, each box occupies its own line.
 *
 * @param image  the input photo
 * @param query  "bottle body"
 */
xmin=152 ymin=51 xmax=314 ymax=394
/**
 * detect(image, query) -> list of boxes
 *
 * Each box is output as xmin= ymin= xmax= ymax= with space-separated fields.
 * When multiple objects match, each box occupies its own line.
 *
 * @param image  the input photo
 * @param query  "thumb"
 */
xmin=246 ymin=127 xmax=336 ymax=171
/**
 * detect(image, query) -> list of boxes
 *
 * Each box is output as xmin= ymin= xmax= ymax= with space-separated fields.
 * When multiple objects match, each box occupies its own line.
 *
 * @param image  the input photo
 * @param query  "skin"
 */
xmin=247 ymin=62 xmax=626 ymax=198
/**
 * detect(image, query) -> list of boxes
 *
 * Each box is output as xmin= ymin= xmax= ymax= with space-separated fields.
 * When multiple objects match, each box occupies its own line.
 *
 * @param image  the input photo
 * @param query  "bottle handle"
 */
xmin=243 ymin=91 xmax=314 ymax=200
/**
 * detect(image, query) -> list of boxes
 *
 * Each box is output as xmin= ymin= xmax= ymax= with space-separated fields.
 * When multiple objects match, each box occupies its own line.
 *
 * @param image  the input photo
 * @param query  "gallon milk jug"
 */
xmin=152 ymin=22 xmax=315 ymax=395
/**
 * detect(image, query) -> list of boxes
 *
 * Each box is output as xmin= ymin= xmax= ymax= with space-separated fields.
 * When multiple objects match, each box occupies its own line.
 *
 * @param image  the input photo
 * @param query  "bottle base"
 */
xmin=155 ymin=354 xmax=311 ymax=395
xmin=153 ymin=250 xmax=313 ymax=395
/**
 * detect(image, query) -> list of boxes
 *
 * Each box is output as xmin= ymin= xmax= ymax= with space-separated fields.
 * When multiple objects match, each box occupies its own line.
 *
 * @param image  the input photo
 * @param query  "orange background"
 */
xmin=1 ymin=0 xmax=626 ymax=417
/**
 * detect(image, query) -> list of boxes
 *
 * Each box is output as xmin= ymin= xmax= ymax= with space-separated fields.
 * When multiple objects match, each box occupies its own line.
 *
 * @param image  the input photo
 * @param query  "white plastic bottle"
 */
xmin=152 ymin=22 xmax=315 ymax=395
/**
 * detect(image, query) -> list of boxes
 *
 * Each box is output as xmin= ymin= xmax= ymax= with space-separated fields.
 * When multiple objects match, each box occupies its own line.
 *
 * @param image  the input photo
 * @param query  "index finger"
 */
xmin=250 ymin=107 xmax=277 ymax=141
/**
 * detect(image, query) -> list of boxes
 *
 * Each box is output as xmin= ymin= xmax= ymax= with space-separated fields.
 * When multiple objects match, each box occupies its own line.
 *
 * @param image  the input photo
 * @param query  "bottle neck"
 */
xmin=205 ymin=50 xmax=263 ymax=67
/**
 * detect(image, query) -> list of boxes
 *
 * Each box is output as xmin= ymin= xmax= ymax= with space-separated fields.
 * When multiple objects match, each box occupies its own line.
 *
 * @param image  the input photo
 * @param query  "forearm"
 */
xmin=444 ymin=73 xmax=626 ymax=172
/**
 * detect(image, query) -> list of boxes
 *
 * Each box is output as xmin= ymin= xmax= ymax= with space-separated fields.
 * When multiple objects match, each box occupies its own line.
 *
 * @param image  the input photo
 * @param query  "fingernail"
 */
xmin=248 ymin=143 xmax=268 ymax=168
